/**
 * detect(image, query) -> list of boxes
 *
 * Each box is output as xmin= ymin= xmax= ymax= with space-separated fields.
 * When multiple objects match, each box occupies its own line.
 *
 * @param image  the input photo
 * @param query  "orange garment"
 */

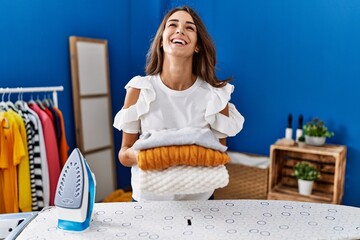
xmin=53 ymin=107 xmax=69 ymax=168
xmin=138 ymin=145 xmax=230 ymax=171
xmin=102 ymin=189 xmax=132 ymax=202
xmin=0 ymin=111 xmax=26 ymax=213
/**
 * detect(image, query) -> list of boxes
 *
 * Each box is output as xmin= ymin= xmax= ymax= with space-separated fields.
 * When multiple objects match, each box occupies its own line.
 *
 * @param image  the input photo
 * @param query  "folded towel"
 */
xmin=138 ymin=145 xmax=230 ymax=170
xmin=139 ymin=165 xmax=229 ymax=194
xmin=133 ymin=127 xmax=227 ymax=152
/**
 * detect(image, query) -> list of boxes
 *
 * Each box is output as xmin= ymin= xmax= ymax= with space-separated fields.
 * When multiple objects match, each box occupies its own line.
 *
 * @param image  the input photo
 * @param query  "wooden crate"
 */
xmin=268 ymin=143 xmax=347 ymax=204
xmin=215 ymin=158 xmax=269 ymax=200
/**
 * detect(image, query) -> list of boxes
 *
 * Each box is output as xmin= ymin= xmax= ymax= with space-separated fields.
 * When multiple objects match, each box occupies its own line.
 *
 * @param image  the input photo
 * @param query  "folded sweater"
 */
xmin=138 ymin=145 xmax=230 ymax=171
xmin=139 ymin=165 xmax=229 ymax=194
xmin=133 ymin=127 xmax=227 ymax=152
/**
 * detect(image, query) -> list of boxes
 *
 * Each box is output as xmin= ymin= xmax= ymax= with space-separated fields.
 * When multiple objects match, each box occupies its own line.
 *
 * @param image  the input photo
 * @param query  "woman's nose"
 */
xmin=176 ymin=26 xmax=184 ymax=35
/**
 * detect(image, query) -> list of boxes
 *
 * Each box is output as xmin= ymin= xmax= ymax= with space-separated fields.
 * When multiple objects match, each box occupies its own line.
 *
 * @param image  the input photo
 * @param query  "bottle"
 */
xmin=296 ymin=114 xmax=303 ymax=142
xmin=285 ymin=113 xmax=293 ymax=140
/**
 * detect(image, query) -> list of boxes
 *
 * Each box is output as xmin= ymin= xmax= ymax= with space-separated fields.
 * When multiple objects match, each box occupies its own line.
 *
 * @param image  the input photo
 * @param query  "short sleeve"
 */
xmin=113 ymin=76 xmax=156 ymax=133
xmin=205 ymin=83 xmax=245 ymax=138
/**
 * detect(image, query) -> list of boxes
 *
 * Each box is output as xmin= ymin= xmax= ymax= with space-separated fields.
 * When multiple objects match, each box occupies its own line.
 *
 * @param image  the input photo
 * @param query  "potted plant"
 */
xmin=303 ymin=117 xmax=334 ymax=146
xmin=297 ymin=135 xmax=306 ymax=147
xmin=293 ymin=161 xmax=320 ymax=195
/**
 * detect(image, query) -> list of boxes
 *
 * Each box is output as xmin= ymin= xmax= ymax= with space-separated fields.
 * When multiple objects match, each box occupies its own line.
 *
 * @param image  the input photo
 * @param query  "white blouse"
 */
xmin=113 ymin=74 xmax=244 ymax=138
xmin=113 ymin=74 xmax=245 ymax=201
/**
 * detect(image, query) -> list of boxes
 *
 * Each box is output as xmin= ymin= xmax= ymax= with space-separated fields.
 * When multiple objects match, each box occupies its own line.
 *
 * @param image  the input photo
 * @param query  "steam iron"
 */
xmin=54 ymin=148 xmax=96 ymax=231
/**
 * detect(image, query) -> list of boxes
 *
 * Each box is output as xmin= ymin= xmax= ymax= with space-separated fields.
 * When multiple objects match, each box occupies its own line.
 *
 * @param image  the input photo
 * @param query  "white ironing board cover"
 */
xmin=17 ymin=200 xmax=360 ymax=240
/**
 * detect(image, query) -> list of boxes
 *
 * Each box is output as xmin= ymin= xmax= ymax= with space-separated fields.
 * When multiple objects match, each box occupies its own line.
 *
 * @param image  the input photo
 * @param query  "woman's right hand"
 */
xmin=119 ymin=146 xmax=138 ymax=167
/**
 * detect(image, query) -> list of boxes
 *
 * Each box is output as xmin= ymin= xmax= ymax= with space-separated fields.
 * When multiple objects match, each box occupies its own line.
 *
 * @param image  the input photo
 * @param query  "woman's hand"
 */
xmin=119 ymin=146 xmax=138 ymax=167
xmin=119 ymin=131 xmax=139 ymax=167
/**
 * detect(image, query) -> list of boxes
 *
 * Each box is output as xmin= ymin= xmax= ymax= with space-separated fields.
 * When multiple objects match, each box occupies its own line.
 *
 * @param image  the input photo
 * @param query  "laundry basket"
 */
xmin=215 ymin=152 xmax=269 ymax=200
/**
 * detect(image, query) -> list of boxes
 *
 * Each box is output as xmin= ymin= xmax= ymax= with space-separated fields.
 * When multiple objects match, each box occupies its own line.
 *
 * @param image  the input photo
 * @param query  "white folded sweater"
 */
xmin=139 ymin=165 xmax=229 ymax=194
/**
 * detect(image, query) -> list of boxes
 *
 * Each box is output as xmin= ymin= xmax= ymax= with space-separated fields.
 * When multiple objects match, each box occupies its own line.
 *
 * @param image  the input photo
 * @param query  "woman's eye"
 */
xmin=186 ymin=26 xmax=195 ymax=31
xmin=168 ymin=23 xmax=177 ymax=28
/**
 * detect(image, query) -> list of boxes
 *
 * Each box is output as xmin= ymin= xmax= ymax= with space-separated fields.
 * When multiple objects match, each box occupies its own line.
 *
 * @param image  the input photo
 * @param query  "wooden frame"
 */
xmin=69 ymin=36 xmax=116 ymax=202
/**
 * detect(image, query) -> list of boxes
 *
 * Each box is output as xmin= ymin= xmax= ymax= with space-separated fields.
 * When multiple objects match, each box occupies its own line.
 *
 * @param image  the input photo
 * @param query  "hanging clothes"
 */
xmin=29 ymin=103 xmax=60 ymax=206
xmin=0 ymin=86 xmax=66 ymax=213
xmin=53 ymin=106 xmax=69 ymax=168
xmin=48 ymin=105 xmax=61 ymax=143
xmin=8 ymin=109 xmax=32 ymax=212
xmin=12 ymin=101 xmax=40 ymax=211
xmin=0 ymin=111 xmax=26 ymax=213
xmin=23 ymin=104 xmax=49 ymax=208
xmin=41 ymin=97 xmax=69 ymax=167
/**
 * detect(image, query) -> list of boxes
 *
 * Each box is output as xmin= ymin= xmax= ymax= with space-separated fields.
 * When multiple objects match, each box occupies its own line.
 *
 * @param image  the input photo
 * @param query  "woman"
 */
xmin=113 ymin=6 xmax=244 ymax=201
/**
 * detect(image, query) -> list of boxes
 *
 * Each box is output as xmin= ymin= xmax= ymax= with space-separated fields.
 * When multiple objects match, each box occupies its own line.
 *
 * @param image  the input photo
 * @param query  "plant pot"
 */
xmin=297 ymin=142 xmax=306 ymax=148
xmin=297 ymin=179 xmax=314 ymax=196
xmin=305 ymin=136 xmax=326 ymax=146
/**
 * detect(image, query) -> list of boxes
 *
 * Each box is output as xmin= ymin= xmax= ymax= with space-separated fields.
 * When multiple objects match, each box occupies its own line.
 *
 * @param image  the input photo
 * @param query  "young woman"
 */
xmin=114 ymin=6 xmax=244 ymax=201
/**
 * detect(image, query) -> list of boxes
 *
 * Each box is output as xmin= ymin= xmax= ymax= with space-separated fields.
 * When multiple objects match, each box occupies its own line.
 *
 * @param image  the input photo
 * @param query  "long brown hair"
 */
xmin=145 ymin=6 xmax=231 ymax=87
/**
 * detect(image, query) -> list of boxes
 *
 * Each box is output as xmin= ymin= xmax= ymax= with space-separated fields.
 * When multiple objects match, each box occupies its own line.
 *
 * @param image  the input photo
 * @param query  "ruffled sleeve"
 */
xmin=205 ymin=83 xmax=245 ymax=138
xmin=113 ymin=76 xmax=156 ymax=133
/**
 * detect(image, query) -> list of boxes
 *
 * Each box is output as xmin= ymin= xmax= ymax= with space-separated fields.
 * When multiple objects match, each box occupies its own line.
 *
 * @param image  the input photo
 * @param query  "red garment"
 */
xmin=44 ymin=108 xmax=54 ymax=123
xmin=29 ymin=103 xmax=60 ymax=206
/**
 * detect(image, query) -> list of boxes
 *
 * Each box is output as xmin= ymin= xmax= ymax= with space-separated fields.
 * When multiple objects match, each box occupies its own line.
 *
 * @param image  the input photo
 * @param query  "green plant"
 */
xmin=298 ymin=135 xmax=305 ymax=142
xmin=303 ymin=118 xmax=334 ymax=138
xmin=293 ymin=161 xmax=320 ymax=181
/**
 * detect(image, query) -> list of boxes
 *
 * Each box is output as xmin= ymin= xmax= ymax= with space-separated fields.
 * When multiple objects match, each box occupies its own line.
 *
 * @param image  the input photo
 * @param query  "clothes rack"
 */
xmin=0 ymin=86 xmax=64 ymax=107
xmin=1 ymin=85 xmax=68 ymax=213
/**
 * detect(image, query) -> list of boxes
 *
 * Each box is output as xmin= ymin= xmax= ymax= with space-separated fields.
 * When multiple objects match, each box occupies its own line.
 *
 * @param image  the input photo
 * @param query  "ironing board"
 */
xmin=16 ymin=200 xmax=360 ymax=240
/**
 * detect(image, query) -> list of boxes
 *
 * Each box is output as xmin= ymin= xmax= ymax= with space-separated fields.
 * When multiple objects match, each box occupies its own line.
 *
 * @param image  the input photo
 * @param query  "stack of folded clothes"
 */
xmin=133 ymin=127 xmax=230 ymax=194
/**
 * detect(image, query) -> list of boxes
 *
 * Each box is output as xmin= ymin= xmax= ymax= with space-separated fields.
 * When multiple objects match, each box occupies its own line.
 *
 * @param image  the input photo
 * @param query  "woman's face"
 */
xmin=162 ymin=10 xmax=198 ymax=58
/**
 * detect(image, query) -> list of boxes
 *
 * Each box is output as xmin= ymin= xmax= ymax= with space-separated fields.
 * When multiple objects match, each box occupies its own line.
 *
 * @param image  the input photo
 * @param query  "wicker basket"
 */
xmin=215 ymin=159 xmax=269 ymax=200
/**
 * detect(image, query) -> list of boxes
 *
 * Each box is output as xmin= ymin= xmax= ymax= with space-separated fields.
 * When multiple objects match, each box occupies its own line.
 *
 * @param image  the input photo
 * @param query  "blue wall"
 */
xmin=1 ymin=0 xmax=360 ymax=207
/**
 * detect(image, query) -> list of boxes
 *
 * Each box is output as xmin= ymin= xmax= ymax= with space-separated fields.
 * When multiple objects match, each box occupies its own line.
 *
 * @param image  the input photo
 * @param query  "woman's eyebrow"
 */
xmin=167 ymin=19 xmax=196 ymax=26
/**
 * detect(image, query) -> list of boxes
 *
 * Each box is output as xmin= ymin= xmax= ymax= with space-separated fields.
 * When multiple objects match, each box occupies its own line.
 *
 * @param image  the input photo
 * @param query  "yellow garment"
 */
xmin=0 ymin=111 xmax=25 ymax=213
xmin=9 ymin=110 xmax=32 ymax=212
xmin=138 ymin=145 xmax=230 ymax=171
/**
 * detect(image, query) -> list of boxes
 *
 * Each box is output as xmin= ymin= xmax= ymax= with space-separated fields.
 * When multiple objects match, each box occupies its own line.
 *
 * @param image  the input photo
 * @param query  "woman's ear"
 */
xmin=195 ymin=46 xmax=199 ymax=53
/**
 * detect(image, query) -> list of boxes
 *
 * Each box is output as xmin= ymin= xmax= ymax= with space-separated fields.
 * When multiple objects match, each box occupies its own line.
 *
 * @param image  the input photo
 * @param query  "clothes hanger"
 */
xmin=15 ymin=91 xmax=25 ymax=110
xmin=35 ymin=93 xmax=46 ymax=110
xmin=42 ymin=93 xmax=51 ymax=108
xmin=47 ymin=93 xmax=54 ymax=107
xmin=0 ymin=92 xmax=9 ymax=111
xmin=5 ymin=92 xmax=17 ymax=111
xmin=28 ymin=92 xmax=36 ymax=105
xmin=20 ymin=92 xmax=33 ymax=112
xmin=0 ymin=92 xmax=10 ymax=129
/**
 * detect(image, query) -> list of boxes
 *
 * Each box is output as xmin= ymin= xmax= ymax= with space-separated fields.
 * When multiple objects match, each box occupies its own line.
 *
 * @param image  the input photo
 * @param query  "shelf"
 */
xmin=271 ymin=143 xmax=346 ymax=156
xmin=268 ymin=143 xmax=347 ymax=204
xmin=268 ymin=184 xmax=333 ymax=203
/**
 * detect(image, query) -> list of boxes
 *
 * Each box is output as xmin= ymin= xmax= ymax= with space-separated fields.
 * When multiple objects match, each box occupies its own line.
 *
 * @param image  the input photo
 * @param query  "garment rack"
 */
xmin=0 ymin=86 xmax=64 ymax=107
